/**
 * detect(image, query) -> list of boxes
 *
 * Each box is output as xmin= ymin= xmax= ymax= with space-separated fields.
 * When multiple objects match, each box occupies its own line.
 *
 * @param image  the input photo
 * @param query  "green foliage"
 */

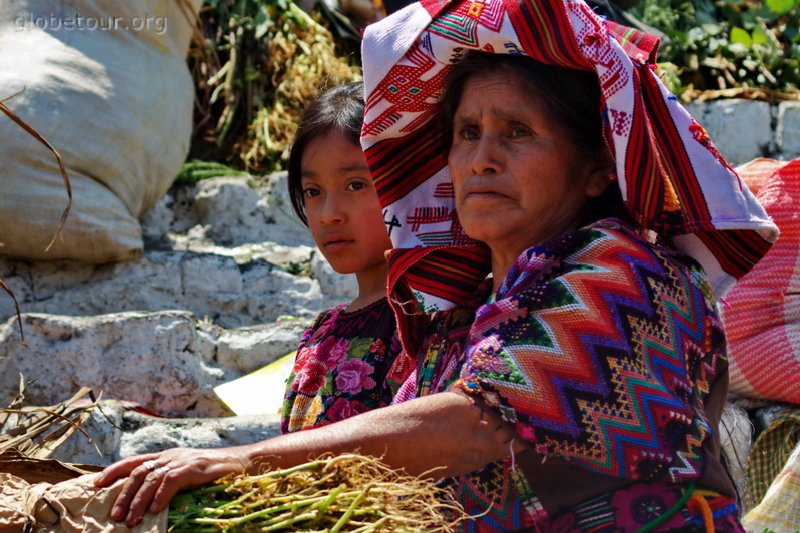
xmin=286 ymin=259 xmax=311 ymax=276
xmin=174 ymin=160 xmax=249 ymax=184
xmin=629 ymin=0 xmax=800 ymax=96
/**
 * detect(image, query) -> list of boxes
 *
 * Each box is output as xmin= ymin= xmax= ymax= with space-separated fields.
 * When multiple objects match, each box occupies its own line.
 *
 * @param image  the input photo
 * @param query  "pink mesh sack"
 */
xmin=722 ymin=158 xmax=800 ymax=403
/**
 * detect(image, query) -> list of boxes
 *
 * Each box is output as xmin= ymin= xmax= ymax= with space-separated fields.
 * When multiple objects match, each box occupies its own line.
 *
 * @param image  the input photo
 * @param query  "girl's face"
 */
xmin=301 ymin=131 xmax=391 ymax=276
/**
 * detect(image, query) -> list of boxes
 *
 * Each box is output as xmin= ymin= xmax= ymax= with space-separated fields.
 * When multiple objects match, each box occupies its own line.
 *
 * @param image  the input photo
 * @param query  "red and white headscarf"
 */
xmin=360 ymin=0 xmax=777 ymax=319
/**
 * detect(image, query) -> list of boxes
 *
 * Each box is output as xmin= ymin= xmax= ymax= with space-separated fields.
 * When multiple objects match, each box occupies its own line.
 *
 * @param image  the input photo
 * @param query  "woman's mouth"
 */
xmin=460 ymin=181 xmax=509 ymax=200
xmin=464 ymin=190 xmax=508 ymax=201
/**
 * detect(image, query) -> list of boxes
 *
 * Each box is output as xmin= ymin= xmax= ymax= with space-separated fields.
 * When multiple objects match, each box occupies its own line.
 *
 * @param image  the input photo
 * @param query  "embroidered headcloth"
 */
xmin=361 ymin=0 xmax=778 ymax=316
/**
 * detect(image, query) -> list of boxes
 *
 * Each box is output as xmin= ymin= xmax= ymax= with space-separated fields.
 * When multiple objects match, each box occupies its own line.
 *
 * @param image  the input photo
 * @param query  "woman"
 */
xmin=96 ymin=0 xmax=777 ymax=530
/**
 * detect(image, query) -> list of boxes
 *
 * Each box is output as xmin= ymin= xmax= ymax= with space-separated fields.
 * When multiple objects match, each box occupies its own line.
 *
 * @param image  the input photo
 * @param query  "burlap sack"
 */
xmin=0 ymin=0 xmax=201 ymax=262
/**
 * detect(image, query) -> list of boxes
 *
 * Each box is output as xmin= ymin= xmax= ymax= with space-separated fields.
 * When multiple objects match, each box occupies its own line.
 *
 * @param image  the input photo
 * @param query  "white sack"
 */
xmin=0 ymin=0 xmax=201 ymax=262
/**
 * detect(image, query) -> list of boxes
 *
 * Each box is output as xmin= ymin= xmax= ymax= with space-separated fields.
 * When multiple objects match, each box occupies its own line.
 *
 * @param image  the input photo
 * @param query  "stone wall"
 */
xmin=0 ymin=173 xmax=356 ymax=329
xmin=685 ymin=100 xmax=800 ymax=165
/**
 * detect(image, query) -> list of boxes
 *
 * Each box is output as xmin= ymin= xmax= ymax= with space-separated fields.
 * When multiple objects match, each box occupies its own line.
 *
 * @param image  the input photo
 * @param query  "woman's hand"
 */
xmin=92 ymin=392 xmax=522 ymax=527
xmin=93 ymin=447 xmax=248 ymax=527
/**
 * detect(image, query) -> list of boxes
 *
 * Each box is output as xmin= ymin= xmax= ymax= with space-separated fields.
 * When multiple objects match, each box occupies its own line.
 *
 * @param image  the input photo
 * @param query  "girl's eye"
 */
xmin=303 ymin=186 xmax=321 ymax=198
xmin=346 ymin=181 xmax=368 ymax=192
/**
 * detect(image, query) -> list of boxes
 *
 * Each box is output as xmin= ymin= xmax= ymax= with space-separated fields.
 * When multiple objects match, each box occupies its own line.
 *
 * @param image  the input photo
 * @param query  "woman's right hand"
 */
xmin=93 ymin=446 xmax=249 ymax=528
xmin=92 ymin=391 xmax=523 ymax=527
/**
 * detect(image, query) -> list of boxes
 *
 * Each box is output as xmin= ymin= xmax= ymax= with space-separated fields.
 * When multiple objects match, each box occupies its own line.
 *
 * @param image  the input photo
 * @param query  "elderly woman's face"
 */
xmin=448 ymin=71 xmax=607 ymax=257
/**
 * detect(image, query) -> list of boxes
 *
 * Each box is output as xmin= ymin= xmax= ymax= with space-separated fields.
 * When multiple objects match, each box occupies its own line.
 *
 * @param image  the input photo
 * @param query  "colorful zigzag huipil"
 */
xmin=443 ymin=219 xmax=731 ymax=529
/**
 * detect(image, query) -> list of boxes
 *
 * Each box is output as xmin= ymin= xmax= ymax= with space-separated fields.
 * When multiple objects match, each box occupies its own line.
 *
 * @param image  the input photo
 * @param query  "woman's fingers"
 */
xmin=94 ymin=454 xmax=158 ymax=488
xmin=97 ymin=447 xmax=250 ymax=523
xmin=149 ymin=464 xmax=189 ymax=513
xmin=109 ymin=458 xmax=162 ymax=522
xmin=123 ymin=464 xmax=172 ymax=527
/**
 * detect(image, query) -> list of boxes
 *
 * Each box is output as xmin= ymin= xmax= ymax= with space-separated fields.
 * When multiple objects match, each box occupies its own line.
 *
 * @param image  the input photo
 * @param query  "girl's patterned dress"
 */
xmin=280 ymin=298 xmax=408 ymax=433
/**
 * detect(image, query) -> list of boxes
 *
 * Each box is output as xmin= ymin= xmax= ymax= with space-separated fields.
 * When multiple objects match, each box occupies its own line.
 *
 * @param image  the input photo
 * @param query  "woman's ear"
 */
xmin=584 ymin=149 xmax=615 ymax=198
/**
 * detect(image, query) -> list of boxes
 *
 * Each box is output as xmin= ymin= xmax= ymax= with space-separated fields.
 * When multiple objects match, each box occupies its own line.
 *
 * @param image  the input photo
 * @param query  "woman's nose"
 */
xmin=472 ymin=138 xmax=501 ymax=175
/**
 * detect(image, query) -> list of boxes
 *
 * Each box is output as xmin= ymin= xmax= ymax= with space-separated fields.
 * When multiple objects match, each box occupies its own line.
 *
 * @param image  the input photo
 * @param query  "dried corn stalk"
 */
xmin=238 ymin=3 xmax=361 ymax=171
xmin=187 ymin=0 xmax=360 ymax=174
xmin=0 ymin=377 xmax=99 ymax=460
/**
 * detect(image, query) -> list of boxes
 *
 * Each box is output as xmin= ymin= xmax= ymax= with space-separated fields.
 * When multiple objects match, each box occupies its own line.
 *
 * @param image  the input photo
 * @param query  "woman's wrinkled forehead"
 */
xmin=449 ymin=70 xmax=556 ymax=127
xmin=442 ymin=54 xmax=603 ymax=154
xmin=453 ymin=63 xmax=548 ymax=103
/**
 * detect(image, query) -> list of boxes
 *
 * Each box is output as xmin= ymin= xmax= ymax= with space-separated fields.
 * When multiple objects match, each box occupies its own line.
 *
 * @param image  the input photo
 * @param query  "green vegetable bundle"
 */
xmin=168 ymin=453 xmax=468 ymax=532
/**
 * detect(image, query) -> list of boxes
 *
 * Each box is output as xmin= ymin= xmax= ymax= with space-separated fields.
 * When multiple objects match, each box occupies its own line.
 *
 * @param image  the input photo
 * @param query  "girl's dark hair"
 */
xmin=440 ymin=52 xmax=630 ymax=224
xmin=287 ymin=81 xmax=365 ymax=226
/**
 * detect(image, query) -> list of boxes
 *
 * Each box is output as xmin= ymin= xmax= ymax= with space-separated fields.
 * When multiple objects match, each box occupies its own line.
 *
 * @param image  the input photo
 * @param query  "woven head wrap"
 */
xmin=361 ymin=0 xmax=778 ymax=327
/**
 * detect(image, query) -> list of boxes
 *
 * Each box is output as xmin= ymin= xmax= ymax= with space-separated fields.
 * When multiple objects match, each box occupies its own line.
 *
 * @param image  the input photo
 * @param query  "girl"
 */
xmin=280 ymin=82 xmax=407 ymax=433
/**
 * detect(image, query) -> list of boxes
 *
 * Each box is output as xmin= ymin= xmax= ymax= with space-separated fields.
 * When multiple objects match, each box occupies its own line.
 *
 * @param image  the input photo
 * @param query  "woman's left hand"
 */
xmin=93 ymin=447 xmax=248 ymax=527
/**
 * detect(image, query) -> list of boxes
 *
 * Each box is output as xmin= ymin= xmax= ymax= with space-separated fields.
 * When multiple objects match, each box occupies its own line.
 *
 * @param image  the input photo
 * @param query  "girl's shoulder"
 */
xmin=307 ymin=298 xmax=395 ymax=342
xmin=311 ymin=303 xmax=348 ymax=328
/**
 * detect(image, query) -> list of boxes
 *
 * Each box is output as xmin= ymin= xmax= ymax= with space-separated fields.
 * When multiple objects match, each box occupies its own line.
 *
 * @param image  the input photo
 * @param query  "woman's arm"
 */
xmin=95 ymin=391 xmax=523 ymax=527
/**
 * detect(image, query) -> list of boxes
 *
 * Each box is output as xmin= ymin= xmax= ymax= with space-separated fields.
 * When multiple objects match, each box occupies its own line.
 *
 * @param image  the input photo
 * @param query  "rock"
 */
xmin=693 ymin=99 xmax=773 ymax=166
xmin=142 ymin=173 xmax=315 ymax=250
xmin=193 ymin=177 xmax=277 ymax=246
xmin=311 ymin=251 xmax=358 ymax=303
xmin=776 ymin=101 xmax=800 ymax=160
xmin=262 ymin=172 xmax=318 ymax=248
xmin=0 ymin=311 xmax=305 ymax=418
xmin=140 ymin=193 xmax=175 ymax=244
xmin=50 ymin=402 xmax=282 ymax=466
xmin=752 ymin=402 xmax=796 ymax=434
xmin=0 ymin=251 xmax=324 ymax=328
xmin=49 ymin=403 xmax=125 ymax=466
xmin=0 ymin=311 xmax=230 ymax=417
xmin=683 ymin=101 xmax=705 ymax=123
xmin=216 ymin=318 xmax=308 ymax=374
xmin=182 ymin=254 xmax=244 ymax=295
xmin=240 ymin=266 xmax=325 ymax=326
xmin=1 ymin=172 xmax=327 ymax=329
xmin=0 ymin=259 xmax=34 ymax=308
xmin=719 ymin=402 xmax=754 ymax=510
xmin=116 ymin=413 xmax=281 ymax=460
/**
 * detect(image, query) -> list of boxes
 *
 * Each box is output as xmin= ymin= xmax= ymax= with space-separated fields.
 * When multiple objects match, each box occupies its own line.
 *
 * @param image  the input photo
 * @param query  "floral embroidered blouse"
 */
xmin=280 ymin=298 xmax=408 ymax=433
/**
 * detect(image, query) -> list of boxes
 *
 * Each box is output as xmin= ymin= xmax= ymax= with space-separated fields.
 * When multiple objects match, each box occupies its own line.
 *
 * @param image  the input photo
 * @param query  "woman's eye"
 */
xmin=511 ymin=126 xmax=531 ymax=137
xmin=459 ymin=127 xmax=479 ymax=141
